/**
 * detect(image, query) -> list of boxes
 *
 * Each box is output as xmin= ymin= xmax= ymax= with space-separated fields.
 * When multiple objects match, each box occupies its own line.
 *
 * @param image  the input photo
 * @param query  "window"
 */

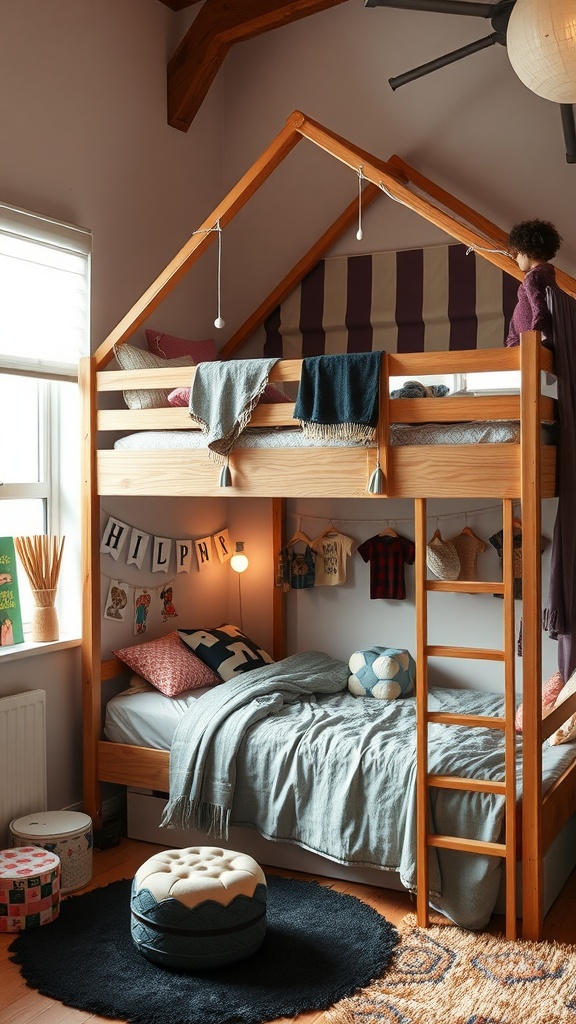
xmin=0 ymin=203 xmax=91 ymax=639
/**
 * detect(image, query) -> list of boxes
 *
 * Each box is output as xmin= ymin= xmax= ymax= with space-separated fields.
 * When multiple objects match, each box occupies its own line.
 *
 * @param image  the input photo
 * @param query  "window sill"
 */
xmin=0 ymin=634 xmax=81 ymax=663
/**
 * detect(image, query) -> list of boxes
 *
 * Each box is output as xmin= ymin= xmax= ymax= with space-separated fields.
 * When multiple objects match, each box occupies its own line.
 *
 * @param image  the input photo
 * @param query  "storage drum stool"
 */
xmin=10 ymin=811 xmax=93 ymax=893
xmin=131 ymin=846 xmax=267 ymax=969
xmin=0 ymin=846 xmax=60 ymax=931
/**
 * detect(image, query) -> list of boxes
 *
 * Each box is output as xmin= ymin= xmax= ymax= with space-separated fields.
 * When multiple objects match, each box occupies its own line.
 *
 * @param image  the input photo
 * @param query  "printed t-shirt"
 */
xmin=311 ymin=531 xmax=354 ymax=586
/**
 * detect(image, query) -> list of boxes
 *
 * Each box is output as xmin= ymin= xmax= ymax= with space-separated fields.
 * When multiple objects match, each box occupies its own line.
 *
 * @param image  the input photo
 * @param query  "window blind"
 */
xmin=0 ymin=202 xmax=91 ymax=381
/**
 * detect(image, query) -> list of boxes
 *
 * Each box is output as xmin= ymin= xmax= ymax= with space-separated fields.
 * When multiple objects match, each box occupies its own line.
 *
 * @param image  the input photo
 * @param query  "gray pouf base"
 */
xmin=131 ymin=881 xmax=267 ymax=970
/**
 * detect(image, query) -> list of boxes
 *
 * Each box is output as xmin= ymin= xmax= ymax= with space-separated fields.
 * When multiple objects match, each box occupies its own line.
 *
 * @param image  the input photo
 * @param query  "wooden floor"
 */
xmin=2 ymin=837 xmax=576 ymax=1024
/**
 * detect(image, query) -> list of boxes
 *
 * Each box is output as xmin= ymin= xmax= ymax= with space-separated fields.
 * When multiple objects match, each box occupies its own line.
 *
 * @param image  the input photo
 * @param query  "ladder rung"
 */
xmin=427 ymin=580 xmax=504 ymax=594
xmin=427 ymin=712 xmax=506 ymax=730
xmin=428 ymin=835 xmax=506 ymax=857
xmin=428 ymin=774 xmax=506 ymax=795
xmin=427 ymin=645 xmax=505 ymax=661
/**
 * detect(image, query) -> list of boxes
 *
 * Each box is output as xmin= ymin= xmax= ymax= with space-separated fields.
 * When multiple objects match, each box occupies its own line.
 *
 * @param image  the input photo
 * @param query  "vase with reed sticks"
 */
xmin=15 ymin=535 xmax=65 ymax=642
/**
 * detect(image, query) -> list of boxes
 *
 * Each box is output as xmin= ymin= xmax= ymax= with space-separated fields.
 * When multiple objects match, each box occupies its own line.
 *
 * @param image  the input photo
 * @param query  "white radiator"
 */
xmin=0 ymin=690 xmax=47 ymax=846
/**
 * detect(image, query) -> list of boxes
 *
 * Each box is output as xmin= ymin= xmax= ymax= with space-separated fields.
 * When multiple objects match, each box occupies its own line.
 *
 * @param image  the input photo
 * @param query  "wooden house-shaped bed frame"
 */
xmin=82 ymin=110 xmax=576 ymax=941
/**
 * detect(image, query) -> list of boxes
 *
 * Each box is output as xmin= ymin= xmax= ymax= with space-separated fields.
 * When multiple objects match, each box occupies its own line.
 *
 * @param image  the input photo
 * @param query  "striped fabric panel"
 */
xmin=263 ymin=243 xmax=518 ymax=357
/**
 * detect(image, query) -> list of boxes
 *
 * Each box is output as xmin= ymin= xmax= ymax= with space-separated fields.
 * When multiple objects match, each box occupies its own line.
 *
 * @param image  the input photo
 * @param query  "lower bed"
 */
xmin=104 ymin=651 xmax=576 ymax=930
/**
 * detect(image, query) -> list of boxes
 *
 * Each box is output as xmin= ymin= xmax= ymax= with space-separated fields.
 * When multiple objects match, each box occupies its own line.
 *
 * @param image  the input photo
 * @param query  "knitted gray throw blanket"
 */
xmin=293 ymin=351 xmax=382 ymax=442
xmin=189 ymin=357 xmax=279 ymax=462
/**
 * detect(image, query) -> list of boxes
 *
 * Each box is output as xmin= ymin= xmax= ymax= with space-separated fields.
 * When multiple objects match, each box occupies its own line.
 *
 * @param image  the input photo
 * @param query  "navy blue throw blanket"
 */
xmin=544 ymin=286 xmax=576 ymax=681
xmin=293 ymin=350 xmax=382 ymax=442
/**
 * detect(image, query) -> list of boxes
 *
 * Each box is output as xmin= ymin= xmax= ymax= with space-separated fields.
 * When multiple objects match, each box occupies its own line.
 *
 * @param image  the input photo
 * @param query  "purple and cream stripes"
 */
xmin=263 ymin=243 xmax=518 ymax=357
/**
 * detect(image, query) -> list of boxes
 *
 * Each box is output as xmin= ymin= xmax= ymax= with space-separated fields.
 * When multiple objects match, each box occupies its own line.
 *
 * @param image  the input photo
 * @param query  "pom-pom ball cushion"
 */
xmin=348 ymin=646 xmax=416 ymax=700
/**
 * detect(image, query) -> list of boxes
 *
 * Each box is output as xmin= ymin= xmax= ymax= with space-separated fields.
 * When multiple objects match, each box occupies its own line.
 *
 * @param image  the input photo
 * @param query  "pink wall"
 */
xmin=1 ymin=1 xmax=572 ymax=811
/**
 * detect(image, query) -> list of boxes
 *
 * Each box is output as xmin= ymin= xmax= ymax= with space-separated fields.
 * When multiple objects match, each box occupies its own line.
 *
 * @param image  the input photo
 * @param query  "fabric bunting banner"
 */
xmin=100 ymin=516 xmax=232 ymax=574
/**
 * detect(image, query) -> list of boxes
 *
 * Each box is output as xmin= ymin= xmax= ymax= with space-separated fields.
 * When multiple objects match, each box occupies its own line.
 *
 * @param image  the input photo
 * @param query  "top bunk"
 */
xmin=81 ymin=109 xmax=576 ymax=503
xmin=87 ymin=337 xmax=557 ymax=500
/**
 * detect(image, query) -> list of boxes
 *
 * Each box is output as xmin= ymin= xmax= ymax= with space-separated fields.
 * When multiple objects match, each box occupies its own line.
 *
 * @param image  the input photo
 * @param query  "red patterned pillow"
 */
xmin=167 ymin=383 xmax=291 ymax=407
xmin=515 ymin=670 xmax=564 ymax=734
xmin=114 ymin=631 xmax=220 ymax=697
xmin=145 ymin=330 xmax=217 ymax=363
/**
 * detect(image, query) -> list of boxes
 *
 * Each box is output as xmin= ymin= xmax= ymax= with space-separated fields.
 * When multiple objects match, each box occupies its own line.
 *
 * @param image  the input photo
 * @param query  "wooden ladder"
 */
xmin=414 ymin=497 xmax=518 ymax=939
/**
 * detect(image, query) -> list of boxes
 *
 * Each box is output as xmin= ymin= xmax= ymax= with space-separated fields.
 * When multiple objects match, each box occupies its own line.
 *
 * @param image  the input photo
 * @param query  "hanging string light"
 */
xmin=191 ymin=221 xmax=226 ymax=330
xmin=356 ymin=166 xmax=364 ymax=241
xmin=213 ymin=218 xmax=225 ymax=329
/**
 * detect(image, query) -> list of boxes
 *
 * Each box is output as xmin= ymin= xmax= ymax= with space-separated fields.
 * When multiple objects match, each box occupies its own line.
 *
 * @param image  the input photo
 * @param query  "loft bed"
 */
xmin=81 ymin=110 xmax=576 ymax=943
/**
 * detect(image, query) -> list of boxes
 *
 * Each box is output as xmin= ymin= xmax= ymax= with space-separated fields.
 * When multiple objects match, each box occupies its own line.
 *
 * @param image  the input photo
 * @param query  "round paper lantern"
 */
xmin=507 ymin=0 xmax=576 ymax=104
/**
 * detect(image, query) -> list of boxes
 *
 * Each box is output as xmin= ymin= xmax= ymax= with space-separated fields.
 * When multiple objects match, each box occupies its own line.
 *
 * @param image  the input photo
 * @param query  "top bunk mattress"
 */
xmin=114 ymin=421 xmax=556 ymax=452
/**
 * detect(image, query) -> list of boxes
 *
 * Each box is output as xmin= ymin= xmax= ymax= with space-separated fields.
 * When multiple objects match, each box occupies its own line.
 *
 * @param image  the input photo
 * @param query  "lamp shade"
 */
xmin=230 ymin=552 xmax=249 ymax=573
xmin=507 ymin=0 xmax=576 ymax=104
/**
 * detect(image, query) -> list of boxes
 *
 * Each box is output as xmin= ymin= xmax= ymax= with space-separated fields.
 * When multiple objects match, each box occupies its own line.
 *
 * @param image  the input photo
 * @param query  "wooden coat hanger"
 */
xmin=316 ymin=521 xmax=339 ymax=540
xmin=379 ymin=525 xmax=398 ymax=538
xmin=288 ymin=517 xmax=311 ymax=547
xmin=428 ymin=527 xmax=443 ymax=543
xmin=288 ymin=529 xmax=311 ymax=546
xmin=513 ymin=517 xmax=523 ymax=530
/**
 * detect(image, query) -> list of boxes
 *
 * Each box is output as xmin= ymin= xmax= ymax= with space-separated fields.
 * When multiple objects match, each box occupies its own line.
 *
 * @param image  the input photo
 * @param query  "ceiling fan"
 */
xmin=365 ymin=0 xmax=576 ymax=164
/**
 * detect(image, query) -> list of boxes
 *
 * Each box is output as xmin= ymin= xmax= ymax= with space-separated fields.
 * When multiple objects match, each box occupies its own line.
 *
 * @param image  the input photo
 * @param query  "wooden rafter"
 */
xmin=167 ymin=0 xmax=350 ymax=132
xmin=160 ymin=1 xmax=201 ymax=10
xmin=95 ymin=108 xmax=576 ymax=368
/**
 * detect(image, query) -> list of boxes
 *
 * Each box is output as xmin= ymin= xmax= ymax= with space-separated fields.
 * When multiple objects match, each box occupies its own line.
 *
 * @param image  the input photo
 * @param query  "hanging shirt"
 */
xmin=357 ymin=534 xmax=415 ymax=600
xmin=280 ymin=545 xmax=316 ymax=590
xmin=449 ymin=531 xmax=486 ymax=584
xmin=311 ymin=531 xmax=354 ymax=586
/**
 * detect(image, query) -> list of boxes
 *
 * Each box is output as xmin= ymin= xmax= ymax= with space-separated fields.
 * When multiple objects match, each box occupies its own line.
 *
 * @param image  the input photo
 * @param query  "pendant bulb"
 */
xmin=215 ymin=218 xmax=224 ymax=330
xmin=357 ymin=166 xmax=363 ymax=244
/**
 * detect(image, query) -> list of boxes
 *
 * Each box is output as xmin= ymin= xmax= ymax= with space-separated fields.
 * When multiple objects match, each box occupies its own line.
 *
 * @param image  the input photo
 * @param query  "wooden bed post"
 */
xmin=519 ymin=330 xmax=543 ymax=940
xmin=414 ymin=497 xmax=429 ymax=927
xmin=271 ymin=497 xmax=286 ymax=660
xmin=80 ymin=355 xmax=103 ymax=831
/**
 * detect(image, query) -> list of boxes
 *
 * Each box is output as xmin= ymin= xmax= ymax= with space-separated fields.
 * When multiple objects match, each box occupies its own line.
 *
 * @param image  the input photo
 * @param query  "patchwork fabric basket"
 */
xmin=0 ymin=846 xmax=60 ymax=931
xmin=10 ymin=810 xmax=93 ymax=893
xmin=131 ymin=846 xmax=267 ymax=969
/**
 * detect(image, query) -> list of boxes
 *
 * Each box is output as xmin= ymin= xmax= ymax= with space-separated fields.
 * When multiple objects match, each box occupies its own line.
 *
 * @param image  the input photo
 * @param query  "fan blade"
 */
xmin=560 ymin=105 xmax=576 ymax=165
xmin=389 ymin=33 xmax=500 ymax=90
xmin=365 ymin=0 xmax=494 ymax=16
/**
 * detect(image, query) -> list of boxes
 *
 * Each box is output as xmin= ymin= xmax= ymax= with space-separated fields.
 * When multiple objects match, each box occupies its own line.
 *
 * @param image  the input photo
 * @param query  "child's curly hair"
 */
xmin=508 ymin=219 xmax=563 ymax=262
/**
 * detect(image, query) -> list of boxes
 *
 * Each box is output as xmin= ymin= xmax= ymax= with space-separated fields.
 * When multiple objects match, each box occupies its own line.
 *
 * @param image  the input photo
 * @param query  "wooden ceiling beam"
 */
xmin=167 ymin=0 xmax=350 ymax=132
xmin=159 ymin=1 xmax=202 ymax=10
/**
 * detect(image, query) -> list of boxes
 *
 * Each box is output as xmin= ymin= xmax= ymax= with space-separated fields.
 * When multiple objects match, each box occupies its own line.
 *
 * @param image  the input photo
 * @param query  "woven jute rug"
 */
xmin=326 ymin=914 xmax=576 ymax=1024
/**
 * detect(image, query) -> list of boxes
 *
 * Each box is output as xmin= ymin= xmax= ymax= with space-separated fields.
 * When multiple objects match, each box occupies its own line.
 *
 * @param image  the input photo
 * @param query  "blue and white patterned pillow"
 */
xmin=178 ymin=624 xmax=274 ymax=682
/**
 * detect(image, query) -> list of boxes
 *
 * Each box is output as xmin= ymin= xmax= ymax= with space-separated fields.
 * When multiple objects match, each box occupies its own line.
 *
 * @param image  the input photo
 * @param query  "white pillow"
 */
xmin=548 ymin=669 xmax=576 ymax=746
xmin=114 ymin=343 xmax=194 ymax=410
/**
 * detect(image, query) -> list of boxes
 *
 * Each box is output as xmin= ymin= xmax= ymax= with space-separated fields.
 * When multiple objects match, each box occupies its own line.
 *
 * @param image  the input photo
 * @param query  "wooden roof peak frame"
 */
xmin=94 ymin=108 xmax=576 ymax=368
xmin=167 ymin=0 xmax=351 ymax=132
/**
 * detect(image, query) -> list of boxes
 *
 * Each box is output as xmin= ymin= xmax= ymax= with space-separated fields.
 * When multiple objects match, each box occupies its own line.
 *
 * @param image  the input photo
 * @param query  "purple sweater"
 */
xmin=505 ymin=263 xmax=556 ymax=347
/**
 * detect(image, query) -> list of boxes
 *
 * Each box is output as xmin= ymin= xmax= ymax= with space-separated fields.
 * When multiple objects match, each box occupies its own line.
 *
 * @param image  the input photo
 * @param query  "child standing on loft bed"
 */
xmin=505 ymin=218 xmax=563 ymax=348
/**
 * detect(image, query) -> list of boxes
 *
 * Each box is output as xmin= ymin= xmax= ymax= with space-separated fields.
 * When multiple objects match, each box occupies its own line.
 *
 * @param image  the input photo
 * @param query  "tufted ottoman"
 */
xmin=130 ymin=846 xmax=267 ymax=969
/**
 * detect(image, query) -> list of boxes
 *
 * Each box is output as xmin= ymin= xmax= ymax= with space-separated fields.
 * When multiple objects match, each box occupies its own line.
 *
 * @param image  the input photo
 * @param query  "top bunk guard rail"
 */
xmin=87 ymin=335 xmax=557 ymax=500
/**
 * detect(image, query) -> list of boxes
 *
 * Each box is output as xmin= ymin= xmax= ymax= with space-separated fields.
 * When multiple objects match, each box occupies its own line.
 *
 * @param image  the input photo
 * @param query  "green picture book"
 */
xmin=0 ymin=537 xmax=24 ymax=646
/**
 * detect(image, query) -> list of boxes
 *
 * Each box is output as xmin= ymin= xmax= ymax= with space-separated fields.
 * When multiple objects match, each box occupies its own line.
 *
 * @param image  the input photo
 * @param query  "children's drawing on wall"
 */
xmin=104 ymin=580 xmax=128 ymax=621
xmin=160 ymin=585 xmax=178 ymax=622
xmin=134 ymin=588 xmax=151 ymax=635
